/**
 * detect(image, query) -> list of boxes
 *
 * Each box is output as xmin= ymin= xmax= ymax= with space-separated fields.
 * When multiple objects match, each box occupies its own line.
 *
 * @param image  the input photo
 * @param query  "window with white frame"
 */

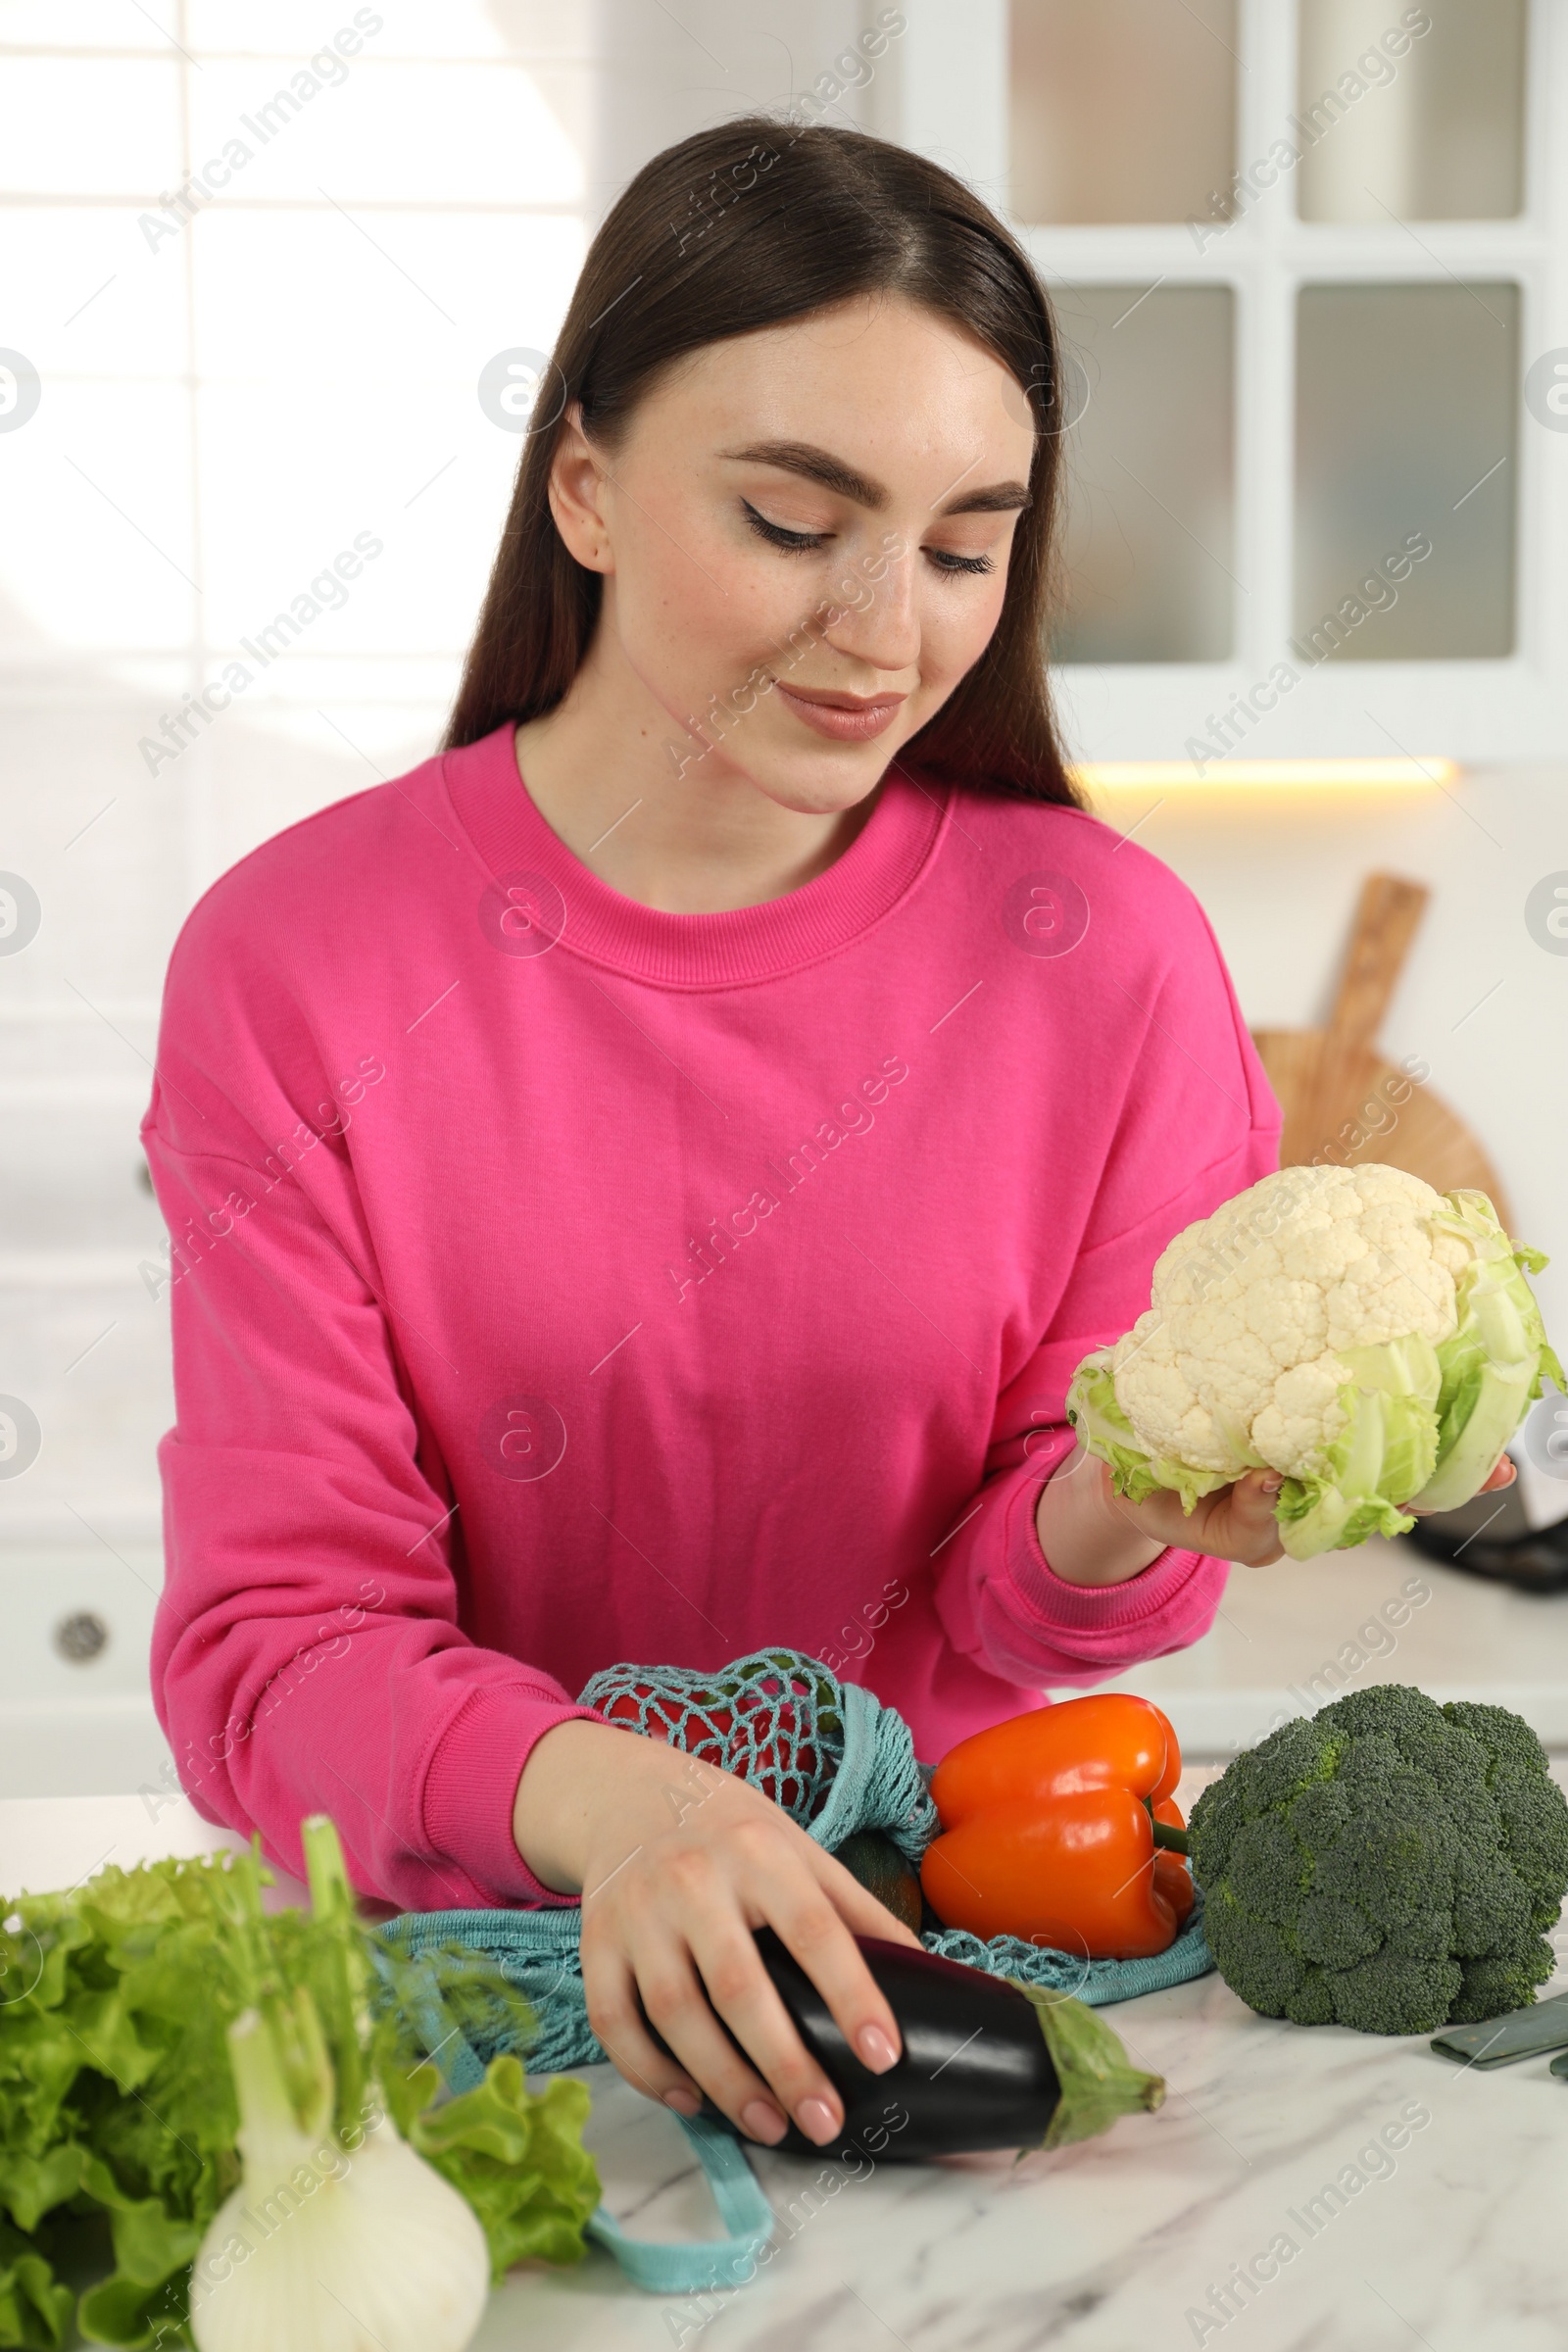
xmin=899 ymin=0 xmax=1567 ymax=770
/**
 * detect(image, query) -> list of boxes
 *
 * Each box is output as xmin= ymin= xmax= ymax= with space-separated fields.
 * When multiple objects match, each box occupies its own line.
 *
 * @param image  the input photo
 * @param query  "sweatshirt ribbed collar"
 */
xmin=441 ymin=720 xmax=950 ymax=990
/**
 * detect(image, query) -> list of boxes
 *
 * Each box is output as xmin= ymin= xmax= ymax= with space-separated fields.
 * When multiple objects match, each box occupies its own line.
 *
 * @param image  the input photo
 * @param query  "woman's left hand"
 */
xmin=1103 ymin=1461 xmax=1291 ymax=1571
xmin=1122 ymin=1450 xmax=1519 ymax=1568
xmin=1042 ymin=1442 xmax=1518 ymax=1581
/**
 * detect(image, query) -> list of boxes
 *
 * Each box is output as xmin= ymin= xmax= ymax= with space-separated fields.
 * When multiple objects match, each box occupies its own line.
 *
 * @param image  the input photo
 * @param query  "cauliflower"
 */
xmin=1065 ymin=1163 xmax=1564 ymax=1559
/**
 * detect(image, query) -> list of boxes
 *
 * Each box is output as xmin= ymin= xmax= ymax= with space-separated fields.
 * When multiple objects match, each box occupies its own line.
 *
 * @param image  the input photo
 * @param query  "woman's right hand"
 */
xmin=511 ymin=1716 xmax=922 ymax=2145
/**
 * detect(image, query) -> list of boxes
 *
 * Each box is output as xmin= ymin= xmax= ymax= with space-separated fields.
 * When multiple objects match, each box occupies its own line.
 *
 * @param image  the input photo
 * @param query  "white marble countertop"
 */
xmin=4 ymin=1792 xmax=1566 ymax=2352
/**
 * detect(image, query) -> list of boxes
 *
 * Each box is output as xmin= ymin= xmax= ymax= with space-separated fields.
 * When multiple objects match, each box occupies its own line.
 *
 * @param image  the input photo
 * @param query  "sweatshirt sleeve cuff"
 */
xmin=1008 ymin=1458 xmax=1217 ymax=1635
xmin=421 ymin=1684 xmax=607 ymax=1907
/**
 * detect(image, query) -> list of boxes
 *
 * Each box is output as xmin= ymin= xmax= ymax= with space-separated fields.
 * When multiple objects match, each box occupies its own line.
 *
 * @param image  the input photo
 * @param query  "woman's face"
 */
xmin=552 ymin=293 xmax=1039 ymax=816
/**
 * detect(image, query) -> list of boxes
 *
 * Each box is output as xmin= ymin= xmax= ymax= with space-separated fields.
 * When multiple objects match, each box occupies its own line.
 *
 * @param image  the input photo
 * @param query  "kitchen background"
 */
xmin=2 ymin=0 xmax=1566 ymax=1802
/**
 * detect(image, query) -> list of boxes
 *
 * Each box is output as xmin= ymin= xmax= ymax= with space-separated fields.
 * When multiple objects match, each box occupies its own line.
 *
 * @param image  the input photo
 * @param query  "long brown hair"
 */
xmin=443 ymin=118 xmax=1083 ymax=808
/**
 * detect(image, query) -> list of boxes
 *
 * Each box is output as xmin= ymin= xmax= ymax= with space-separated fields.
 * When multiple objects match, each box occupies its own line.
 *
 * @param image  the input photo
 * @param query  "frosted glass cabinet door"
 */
xmin=1051 ymin=285 xmax=1235 ymax=664
xmin=1009 ymin=0 xmax=1239 ymax=224
xmin=1296 ymin=0 xmax=1527 ymax=222
xmin=1293 ymin=281 xmax=1519 ymax=661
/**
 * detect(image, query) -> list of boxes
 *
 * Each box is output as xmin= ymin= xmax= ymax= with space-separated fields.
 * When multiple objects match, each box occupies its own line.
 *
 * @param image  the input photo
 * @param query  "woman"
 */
xmin=143 ymin=119 xmax=1509 ymax=2157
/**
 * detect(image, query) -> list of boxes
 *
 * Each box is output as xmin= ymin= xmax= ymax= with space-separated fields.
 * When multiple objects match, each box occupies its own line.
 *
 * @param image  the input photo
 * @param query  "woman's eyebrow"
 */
xmin=720 ymin=439 xmax=887 ymax=507
xmin=719 ymin=439 xmax=1029 ymax=517
xmin=943 ymin=482 xmax=1031 ymax=515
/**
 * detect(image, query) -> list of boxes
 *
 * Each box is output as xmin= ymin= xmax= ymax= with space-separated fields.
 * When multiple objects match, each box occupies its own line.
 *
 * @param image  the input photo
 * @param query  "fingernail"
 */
xmin=740 ymin=2098 xmax=787 ymax=2143
xmin=856 ymin=2024 xmax=898 ymax=2072
xmin=662 ymin=2085 xmax=701 ymax=2117
xmin=795 ymin=2095 xmax=840 ymax=2144
xmin=1261 ymin=1475 xmax=1282 ymax=1494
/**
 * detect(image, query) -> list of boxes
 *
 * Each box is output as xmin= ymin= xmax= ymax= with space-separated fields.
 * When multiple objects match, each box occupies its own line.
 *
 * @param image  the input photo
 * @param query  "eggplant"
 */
xmin=645 ymin=1928 xmax=1164 ymax=2162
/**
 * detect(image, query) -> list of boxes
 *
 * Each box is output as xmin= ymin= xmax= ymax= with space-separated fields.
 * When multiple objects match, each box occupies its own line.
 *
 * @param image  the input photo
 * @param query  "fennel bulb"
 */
xmin=189 ymin=1991 xmax=490 ymax=2352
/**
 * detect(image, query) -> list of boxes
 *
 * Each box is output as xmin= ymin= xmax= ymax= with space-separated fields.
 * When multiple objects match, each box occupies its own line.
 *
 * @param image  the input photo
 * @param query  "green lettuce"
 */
xmin=0 ymin=1824 xmax=599 ymax=2348
xmin=402 ymin=2058 xmax=599 ymax=2278
xmin=0 ymin=2213 xmax=74 ymax=2350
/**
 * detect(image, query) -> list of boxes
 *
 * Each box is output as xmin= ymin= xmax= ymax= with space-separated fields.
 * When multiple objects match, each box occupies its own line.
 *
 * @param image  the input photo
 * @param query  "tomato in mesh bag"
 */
xmin=591 ymin=1653 xmax=842 ymax=1821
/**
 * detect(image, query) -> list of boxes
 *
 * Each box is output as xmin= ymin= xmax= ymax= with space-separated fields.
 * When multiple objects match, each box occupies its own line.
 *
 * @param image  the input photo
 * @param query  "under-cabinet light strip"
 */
xmin=1072 ymin=759 xmax=1458 ymax=790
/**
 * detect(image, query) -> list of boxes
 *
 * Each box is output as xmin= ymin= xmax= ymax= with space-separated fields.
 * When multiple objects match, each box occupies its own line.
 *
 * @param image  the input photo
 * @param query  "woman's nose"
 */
xmin=819 ymin=540 xmax=920 ymax=677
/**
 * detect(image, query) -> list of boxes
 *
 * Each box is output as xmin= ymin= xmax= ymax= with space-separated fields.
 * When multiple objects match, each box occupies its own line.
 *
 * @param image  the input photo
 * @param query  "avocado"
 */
xmin=829 ymin=1829 xmax=923 ymax=1936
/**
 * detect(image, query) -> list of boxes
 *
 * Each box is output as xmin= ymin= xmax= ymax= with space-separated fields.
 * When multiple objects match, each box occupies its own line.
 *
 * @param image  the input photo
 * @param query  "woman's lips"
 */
xmin=774 ymin=682 xmax=905 ymax=742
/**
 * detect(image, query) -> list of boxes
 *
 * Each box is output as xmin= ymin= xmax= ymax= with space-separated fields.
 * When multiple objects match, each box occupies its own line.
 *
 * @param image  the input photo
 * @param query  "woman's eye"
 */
xmin=742 ymin=499 xmax=828 ymax=553
xmin=741 ymin=499 xmax=994 ymax=575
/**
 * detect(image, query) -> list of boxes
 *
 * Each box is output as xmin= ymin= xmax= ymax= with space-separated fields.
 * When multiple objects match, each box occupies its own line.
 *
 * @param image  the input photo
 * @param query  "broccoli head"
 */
xmin=1189 ymin=1684 xmax=1568 ymax=2034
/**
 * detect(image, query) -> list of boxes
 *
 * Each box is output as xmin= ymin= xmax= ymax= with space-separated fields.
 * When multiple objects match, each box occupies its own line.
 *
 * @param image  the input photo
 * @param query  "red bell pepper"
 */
xmin=920 ymin=1692 xmax=1193 ymax=1960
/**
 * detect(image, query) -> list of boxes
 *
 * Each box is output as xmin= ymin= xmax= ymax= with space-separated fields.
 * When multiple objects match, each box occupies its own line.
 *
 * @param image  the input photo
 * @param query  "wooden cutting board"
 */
xmin=1250 ymin=871 xmax=1513 ymax=1233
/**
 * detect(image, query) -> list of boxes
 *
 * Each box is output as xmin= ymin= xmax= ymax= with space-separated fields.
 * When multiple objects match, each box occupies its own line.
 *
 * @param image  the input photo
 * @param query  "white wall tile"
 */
xmin=0 ymin=705 xmax=189 ymax=1002
xmin=195 ymin=696 xmax=447 ymax=875
xmin=0 ymin=383 xmax=196 ymax=654
xmin=0 ymin=57 xmax=182 ymax=192
xmin=189 ymin=205 xmax=584 ymax=391
xmin=185 ymin=0 xmax=592 ymax=62
xmin=187 ymin=57 xmax=587 ymax=205
xmin=5 ymin=208 xmax=188 ymax=379
xmin=0 ymin=1 xmax=175 ymax=45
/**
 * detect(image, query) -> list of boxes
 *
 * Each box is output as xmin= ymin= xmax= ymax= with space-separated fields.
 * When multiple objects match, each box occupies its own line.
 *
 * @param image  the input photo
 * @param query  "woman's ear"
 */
xmin=546 ymin=402 xmax=612 ymax=573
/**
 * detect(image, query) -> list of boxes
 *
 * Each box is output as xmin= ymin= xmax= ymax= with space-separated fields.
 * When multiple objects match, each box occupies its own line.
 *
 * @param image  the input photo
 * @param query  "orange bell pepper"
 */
xmin=920 ymin=1692 xmax=1193 ymax=1959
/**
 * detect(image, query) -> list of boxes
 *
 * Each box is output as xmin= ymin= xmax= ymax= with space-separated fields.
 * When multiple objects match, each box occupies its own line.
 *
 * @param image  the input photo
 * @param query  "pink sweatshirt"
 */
xmin=142 ymin=721 xmax=1282 ymax=1912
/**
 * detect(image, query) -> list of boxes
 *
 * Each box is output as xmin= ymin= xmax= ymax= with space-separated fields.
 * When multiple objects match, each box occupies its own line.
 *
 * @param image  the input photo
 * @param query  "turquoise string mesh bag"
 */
xmin=368 ymin=1648 xmax=1210 ymax=2293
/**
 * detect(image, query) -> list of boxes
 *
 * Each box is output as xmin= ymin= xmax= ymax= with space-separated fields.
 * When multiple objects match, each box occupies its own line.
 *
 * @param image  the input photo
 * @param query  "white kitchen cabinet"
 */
xmin=897 ymin=0 xmax=1568 ymax=765
xmin=0 ymin=1550 xmax=172 ymax=1799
